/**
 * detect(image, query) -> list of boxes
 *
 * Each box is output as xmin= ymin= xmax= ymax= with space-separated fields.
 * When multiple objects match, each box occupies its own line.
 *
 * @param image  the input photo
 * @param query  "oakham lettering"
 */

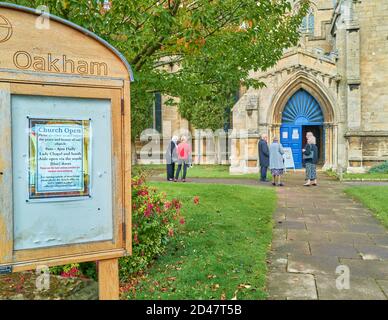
xmin=13 ymin=51 xmax=108 ymax=76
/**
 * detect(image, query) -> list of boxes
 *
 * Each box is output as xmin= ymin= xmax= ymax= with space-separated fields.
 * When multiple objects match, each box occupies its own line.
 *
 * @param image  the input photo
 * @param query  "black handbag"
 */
xmin=303 ymin=145 xmax=314 ymax=160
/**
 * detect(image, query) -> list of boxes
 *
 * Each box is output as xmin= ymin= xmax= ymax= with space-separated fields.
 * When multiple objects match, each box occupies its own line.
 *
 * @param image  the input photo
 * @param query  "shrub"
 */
xmin=49 ymin=174 xmax=184 ymax=281
xmin=119 ymin=174 xmax=184 ymax=280
xmin=369 ymin=161 xmax=388 ymax=174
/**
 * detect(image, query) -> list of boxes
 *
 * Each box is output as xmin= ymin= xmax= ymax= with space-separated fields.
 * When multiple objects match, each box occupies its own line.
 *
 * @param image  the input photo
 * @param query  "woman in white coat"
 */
xmin=269 ymin=136 xmax=285 ymax=186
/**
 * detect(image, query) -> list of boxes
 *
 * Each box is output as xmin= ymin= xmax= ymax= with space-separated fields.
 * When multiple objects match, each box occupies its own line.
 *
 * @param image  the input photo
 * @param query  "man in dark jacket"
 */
xmin=258 ymin=134 xmax=270 ymax=182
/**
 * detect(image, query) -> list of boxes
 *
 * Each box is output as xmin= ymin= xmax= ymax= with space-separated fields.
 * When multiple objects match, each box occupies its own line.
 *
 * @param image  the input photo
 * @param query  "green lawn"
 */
xmin=343 ymin=173 xmax=388 ymax=180
xmin=133 ymin=164 xmax=264 ymax=180
xmin=345 ymin=186 xmax=388 ymax=228
xmin=324 ymin=169 xmax=388 ymax=181
xmin=124 ymin=182 xmax=276 ymax=300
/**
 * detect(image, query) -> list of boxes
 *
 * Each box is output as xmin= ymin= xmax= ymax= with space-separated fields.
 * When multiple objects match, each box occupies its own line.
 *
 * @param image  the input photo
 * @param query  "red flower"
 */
xmin=172 ymin=198 xmax=182 ymax=210
xmin=61 ymin=267 xmax=79 ymax=278
xmin=179 ymin=218 xmax=185 ymax=225
xmin=134 ymin=233 xmax=139 ymax=244
xmin=144 ymin=208 xmax=151 ymax=217
xmin=164 ymin=201 xmax=172 ymax=210
xmin=168 ymin=229 xmax=174 ymax=237
xmin=137 ymin=189 xmax=149 ymax=197
xmin=193 ymin=196 xmax=200 ymax=205
xmin=144 ymin=202 xmax=154 ymax=217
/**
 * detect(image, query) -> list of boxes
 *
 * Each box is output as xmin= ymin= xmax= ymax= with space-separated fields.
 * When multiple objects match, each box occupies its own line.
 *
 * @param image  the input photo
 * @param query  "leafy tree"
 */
xmin=7 ymin=0 xmax=309 ymax=137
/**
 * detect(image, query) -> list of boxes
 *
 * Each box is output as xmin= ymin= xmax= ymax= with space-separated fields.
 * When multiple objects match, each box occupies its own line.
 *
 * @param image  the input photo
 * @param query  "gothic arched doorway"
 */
xmin=280 ymin=89 xmax=324 ymax=169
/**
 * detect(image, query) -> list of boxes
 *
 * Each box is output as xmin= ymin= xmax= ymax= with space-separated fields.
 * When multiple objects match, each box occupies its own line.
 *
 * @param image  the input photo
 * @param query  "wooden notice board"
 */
xmin=0 ymin=2 xmax=133 ymax=299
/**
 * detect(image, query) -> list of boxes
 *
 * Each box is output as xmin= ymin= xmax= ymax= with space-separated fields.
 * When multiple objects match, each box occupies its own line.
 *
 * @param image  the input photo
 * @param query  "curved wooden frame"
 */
xmin=0 ymin=4 xmax=132 ymax=283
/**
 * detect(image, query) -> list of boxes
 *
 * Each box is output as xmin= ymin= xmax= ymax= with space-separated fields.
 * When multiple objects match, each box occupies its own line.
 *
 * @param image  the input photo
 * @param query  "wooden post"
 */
xmin=98 ymin=258 xmax=119 ymax=300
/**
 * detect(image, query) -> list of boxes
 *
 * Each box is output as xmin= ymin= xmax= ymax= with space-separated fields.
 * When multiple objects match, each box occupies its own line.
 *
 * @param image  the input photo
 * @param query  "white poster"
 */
xmin=29 ymin=119 xmax=91 ymax=199
xmin=283 ymin=147 xmax=295 ymax=169
xmin=292 ymin=129 xmax=299 ymax=140
xmin=282 ymin=131 xmax=288 ymax=139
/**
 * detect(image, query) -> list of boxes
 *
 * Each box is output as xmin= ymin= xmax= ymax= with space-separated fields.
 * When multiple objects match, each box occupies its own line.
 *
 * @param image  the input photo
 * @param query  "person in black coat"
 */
xmin=302 ymin=135 xmax=319 ymax=186
xmin=165 ymin=136 xmax=178 ymax=181
xmin=258 ymin=134 xmax=270 ymax=182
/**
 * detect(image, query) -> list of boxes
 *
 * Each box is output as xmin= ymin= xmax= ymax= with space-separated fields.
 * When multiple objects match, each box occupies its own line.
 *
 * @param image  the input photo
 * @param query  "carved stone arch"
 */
xmin=268 ymin=71 xmax=337 ymax=125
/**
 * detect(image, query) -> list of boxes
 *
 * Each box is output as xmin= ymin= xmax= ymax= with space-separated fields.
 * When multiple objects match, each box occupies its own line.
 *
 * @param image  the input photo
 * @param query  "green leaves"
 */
xmin=7 ymin=0 xmax=309 ymax=137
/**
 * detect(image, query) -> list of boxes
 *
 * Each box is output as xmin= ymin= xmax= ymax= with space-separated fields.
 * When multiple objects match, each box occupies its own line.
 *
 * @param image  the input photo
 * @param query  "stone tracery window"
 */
xmin=300 ymin=8 xmax=315 ymax=35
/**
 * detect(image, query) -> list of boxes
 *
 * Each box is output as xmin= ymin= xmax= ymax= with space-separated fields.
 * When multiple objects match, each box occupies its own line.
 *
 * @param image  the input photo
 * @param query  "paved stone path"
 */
xmin=267 ymin=172 xmax=388 ymax=300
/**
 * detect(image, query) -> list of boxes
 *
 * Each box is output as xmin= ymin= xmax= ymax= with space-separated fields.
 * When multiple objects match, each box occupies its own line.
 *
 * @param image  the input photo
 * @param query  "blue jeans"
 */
xmin=175 ymin=160 xmax=189 ymax=180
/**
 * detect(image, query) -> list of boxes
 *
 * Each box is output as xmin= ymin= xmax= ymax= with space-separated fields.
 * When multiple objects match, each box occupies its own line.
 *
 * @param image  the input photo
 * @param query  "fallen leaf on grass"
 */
xmin=207 ymin=274 xmax=216 ymax=279
xmin=238 ymin=284 xmax=251 ymax=289
xmin=167 ymin=277 xmax=176 ymax=282
xmin=211 ymin=284 xmax=220 ymax=291
xmin=231 ymin=290 xmax=238 ymax=300
xmin=220 ymin=292 xmax=226 ymax=300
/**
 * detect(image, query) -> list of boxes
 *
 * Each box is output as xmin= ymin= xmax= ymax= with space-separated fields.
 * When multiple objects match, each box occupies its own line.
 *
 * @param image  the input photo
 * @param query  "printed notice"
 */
xmin=29 ymin=119 xmax=91 ymax=199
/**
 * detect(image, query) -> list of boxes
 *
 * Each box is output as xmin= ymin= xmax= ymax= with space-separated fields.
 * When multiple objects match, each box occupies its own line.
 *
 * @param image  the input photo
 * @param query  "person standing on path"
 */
xmin=175 ymin=136 xmax=192 ymax=182
xmin=258 ymin=133 xmax=270 ymax=182
xmin=165 ymin=135 xmax=179 ymax=181
xmin=303 ymin=131 xmax=314 ymax=180
xmin=269 ymin=136 xmax=285 ymax=186
xmin=302 ymin=135 xmax=319 ymax=186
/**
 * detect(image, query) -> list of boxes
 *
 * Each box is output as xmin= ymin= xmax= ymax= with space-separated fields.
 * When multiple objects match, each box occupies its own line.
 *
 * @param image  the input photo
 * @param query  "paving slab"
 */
xmin=267 ymin=273 xmax=318 ymax=300
xmin=267 ymin=253 xmax=288 ymax=273
xmin=355 ymin=245 xmax=388 ymax=261
xmin=287 ymin=230 xmax=330 ymax=242
xmin=271 ymin=240 xmax=310 ymax=256
xmin=309 ymin=242 xmax=361 ymax=259
xmin=339 ymin=259 xmax=388 ymax=279
xmin=306 ymin=222 xmax=344 ymax=232
xmin=344 ymin=223 xmax=387 ymax=234
xmin=287 ymin=254 xmax=340 ymax=275
xmin=274 ymin=220 xmax=306 ymax=230
xmin=267 ymin=172 xmax=388 ymax=300
xmin=327 ymin=232 xmax=375 ymax=245
xmin=315 ymin=275 xmax=386 ymax=300
xmin=369 ymin=234 xmax=388 ymax=247
xmin=376 ymin=280 xmax=388 ymax=298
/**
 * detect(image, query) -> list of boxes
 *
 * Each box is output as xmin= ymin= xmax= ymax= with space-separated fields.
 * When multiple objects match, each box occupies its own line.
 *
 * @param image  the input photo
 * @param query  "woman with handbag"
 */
xmin=269 ymin=136 xmax=285 ymax=186
xmin=302 ymin=135 xmax=319 ymax=186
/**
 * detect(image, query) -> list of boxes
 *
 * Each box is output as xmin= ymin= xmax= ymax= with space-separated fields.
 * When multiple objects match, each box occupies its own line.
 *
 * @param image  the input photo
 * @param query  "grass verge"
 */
xmin=345 ymin=186 xmax=388 ymax=228
xmin=122 ymin=182 xmax=276 ymax=300
xmin=133 ymin=164 xmax=264 ymax=180
xmin=342 ymin=173 xmax=388 ymax=180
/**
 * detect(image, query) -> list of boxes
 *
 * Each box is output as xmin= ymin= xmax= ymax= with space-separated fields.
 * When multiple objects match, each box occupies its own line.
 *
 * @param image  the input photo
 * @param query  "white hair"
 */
xmin=308 ymin=136 xmax=316 ymax=145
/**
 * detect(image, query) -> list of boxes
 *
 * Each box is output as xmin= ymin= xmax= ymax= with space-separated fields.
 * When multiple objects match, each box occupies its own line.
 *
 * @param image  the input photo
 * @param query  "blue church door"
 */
xmin=280 ymin=89 xmax=324 ymax=169
xmin=280 ymin=125 xmax=303 ymax=169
